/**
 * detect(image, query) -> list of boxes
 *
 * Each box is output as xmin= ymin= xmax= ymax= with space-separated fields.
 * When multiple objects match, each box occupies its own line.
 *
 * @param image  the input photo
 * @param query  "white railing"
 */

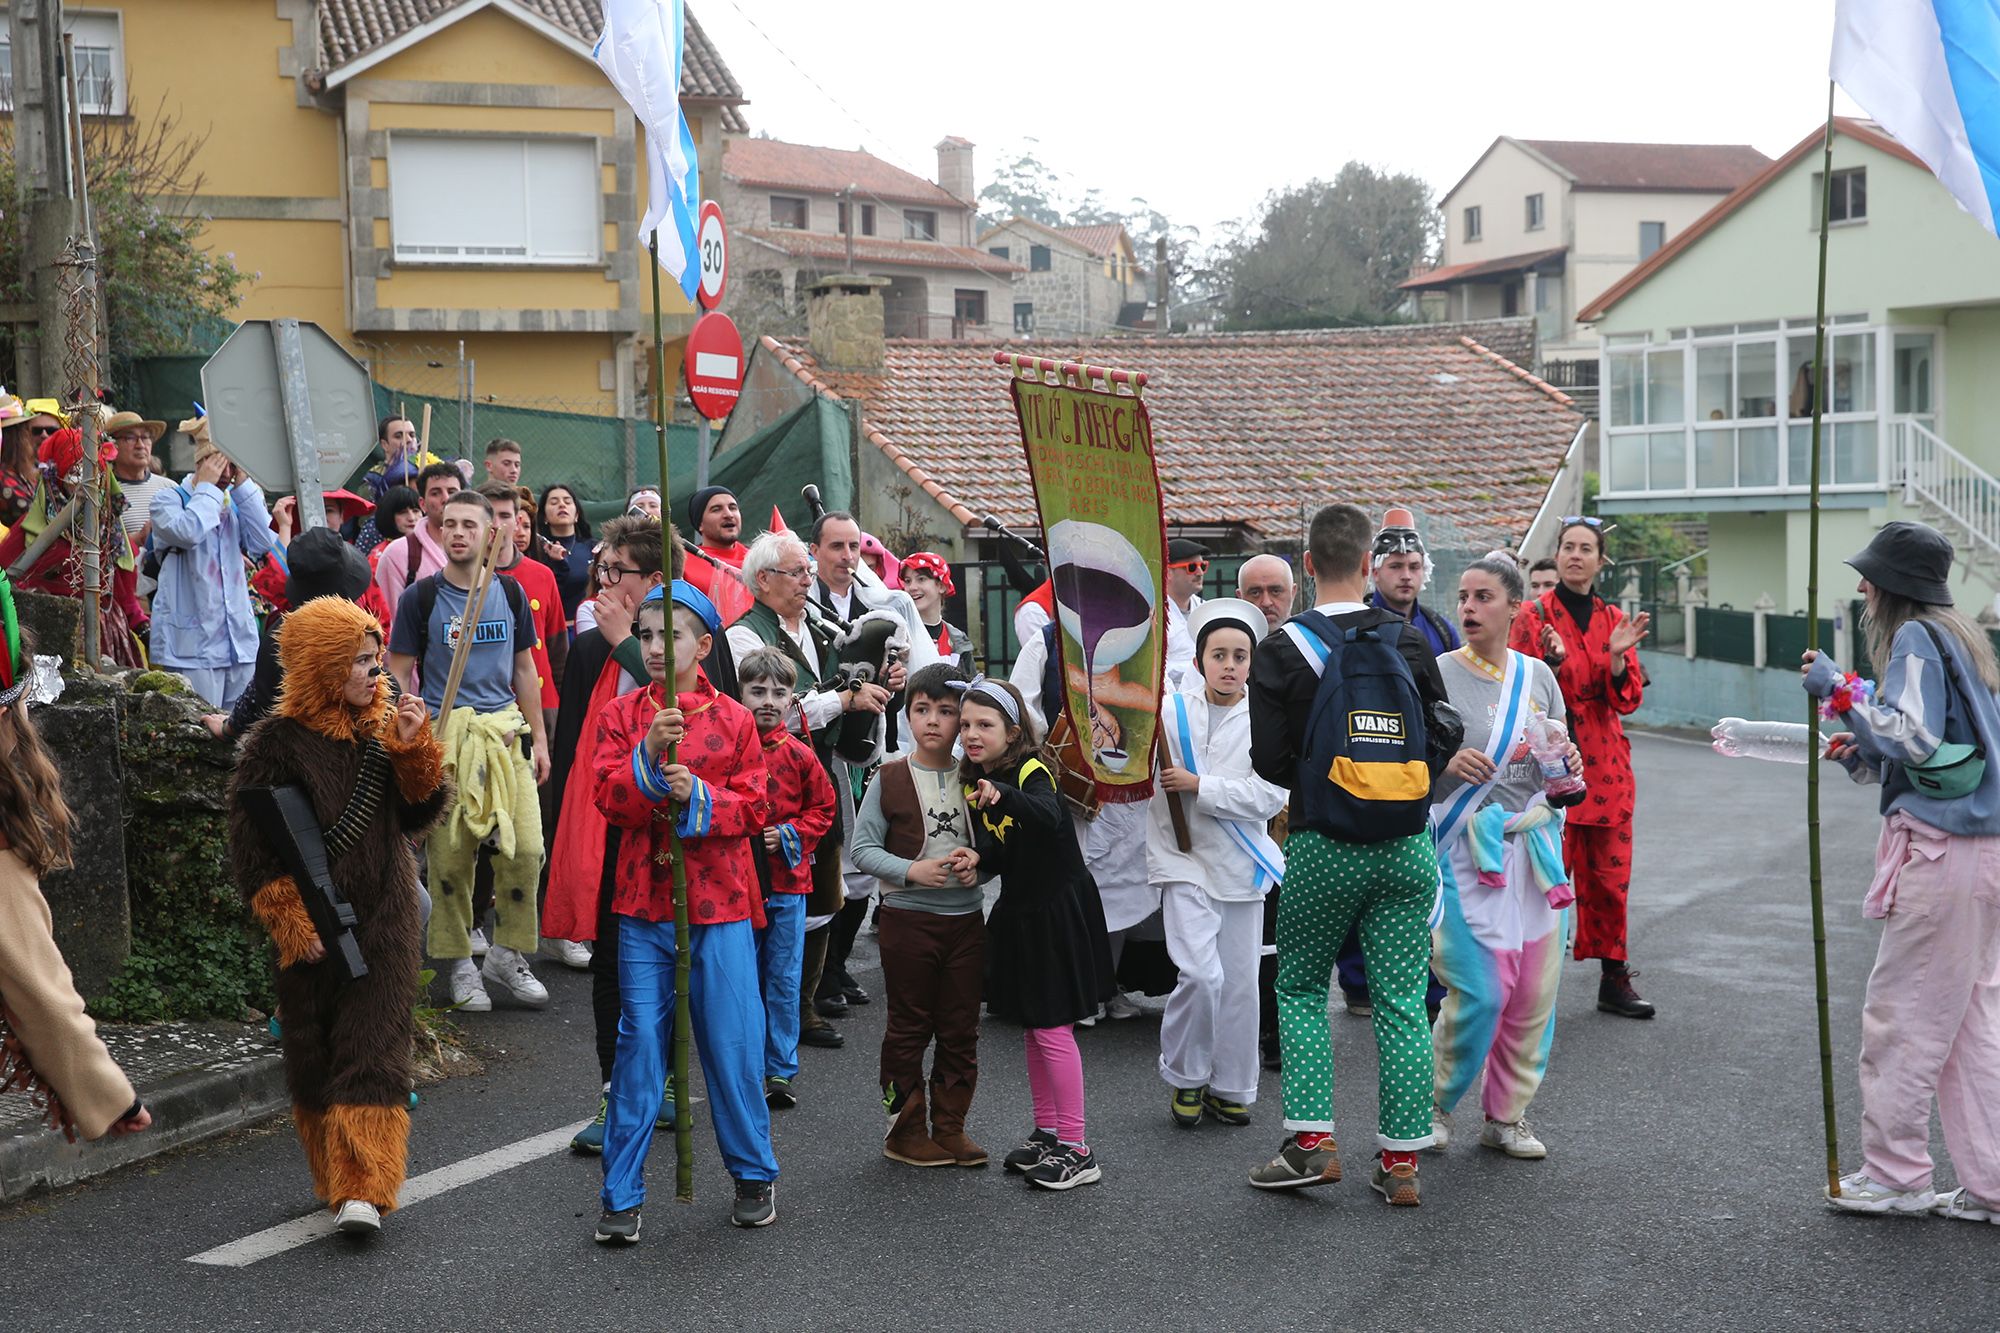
xmin=1897 ymin=418 xmax=2000 ymax=563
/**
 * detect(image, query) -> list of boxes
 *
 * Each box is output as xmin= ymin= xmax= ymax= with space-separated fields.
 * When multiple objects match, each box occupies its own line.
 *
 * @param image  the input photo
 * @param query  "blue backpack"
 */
xmin=1286 ymin=610 xmax=1432 ymax=843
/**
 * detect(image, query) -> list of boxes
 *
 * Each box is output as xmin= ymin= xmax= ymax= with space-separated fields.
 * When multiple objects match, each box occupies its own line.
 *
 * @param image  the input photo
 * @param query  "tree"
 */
xmin=0 ymin=92 xmax=251 ymax=402
xmin=1215 ymin=163 xmax=1439 ymax=330
xmin=977 ymin=142 xmax=1068 ymax=230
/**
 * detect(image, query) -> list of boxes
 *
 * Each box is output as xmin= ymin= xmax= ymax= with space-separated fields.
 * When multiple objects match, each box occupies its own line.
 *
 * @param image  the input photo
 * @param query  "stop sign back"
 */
xmin=684 ymin=311 xmax=744 ymax=421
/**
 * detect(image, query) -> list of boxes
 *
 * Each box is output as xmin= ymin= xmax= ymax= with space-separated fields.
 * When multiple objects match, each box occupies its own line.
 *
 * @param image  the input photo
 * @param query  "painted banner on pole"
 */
xmin=999 ymin=354 xmax=1165 ymax=804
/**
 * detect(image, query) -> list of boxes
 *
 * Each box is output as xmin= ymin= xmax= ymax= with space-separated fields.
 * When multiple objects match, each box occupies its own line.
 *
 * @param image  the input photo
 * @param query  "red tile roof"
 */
xmin=1579 ymin=119 xmax=1926 ymax=324
xmin=760 ymin=325 xmax=1582 ymax=542
xmin=1519 ymin=139 xmax=1772 ymax=192
xmin=725 ymin=138 xmax=965 ymax=208
xmin=1399 ymin=245 xmax=1568 ymax=291
xmin=739 ymin=227 xmax=1022 ymax=277
xmin=1056 ymin=223 xmax=1133 ymax=258
xmin=316 ymin=1 xmax=749 ymax=131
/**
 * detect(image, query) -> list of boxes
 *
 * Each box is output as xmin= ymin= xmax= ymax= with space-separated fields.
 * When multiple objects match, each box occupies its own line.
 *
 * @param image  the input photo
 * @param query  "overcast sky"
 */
xmin=696 ymin=0 xmax=1862 ymax=240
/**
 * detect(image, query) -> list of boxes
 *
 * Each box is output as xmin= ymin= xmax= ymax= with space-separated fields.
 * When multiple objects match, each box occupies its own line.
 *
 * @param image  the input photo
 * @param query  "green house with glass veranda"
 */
xmin=1579 ymin=116 xmax=2000 ymax=620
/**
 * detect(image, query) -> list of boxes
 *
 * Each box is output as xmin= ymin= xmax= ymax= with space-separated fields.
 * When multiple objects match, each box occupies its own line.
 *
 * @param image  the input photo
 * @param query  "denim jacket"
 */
xmin=148 ymin=477 xmax=275 ymax=669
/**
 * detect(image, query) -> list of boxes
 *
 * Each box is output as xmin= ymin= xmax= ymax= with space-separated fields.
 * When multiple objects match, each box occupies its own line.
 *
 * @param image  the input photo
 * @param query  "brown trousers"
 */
xmin=877 ymin=904 xmax=984 ymax=1102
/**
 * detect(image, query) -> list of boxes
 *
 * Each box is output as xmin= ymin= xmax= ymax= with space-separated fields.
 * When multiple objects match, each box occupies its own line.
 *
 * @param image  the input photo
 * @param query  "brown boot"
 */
xmin=927 ymin=1078 xmax=988 ymax=1167
xmin=882 ymin=1085 xmax=954 ymax=1167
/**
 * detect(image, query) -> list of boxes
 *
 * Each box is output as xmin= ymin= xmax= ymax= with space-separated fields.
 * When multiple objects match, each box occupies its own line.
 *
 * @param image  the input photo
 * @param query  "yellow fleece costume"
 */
xmin=228 ymin=597 xmax=452 ymax=1214
xmin=425 ymin=702 xmax=544 ymax=959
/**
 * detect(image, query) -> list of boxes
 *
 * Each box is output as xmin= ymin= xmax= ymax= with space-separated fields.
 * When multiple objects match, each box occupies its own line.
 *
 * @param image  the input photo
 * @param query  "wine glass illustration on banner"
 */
xmin=1048 ymin=519 xmax=1157 ymax=773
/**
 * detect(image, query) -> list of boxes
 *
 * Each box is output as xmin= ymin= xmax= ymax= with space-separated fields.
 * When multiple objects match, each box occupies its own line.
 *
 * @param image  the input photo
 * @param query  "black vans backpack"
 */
xmin=1288 ymin=609 xmax=1432 ymax=843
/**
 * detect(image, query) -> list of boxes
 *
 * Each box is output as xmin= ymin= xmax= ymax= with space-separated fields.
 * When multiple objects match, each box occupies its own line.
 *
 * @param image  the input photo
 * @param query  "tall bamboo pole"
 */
xmin=1806 ymin=82 xmax=1841 ymax=1200
xmin=649 ymin=232 xmax=695 ymax=1204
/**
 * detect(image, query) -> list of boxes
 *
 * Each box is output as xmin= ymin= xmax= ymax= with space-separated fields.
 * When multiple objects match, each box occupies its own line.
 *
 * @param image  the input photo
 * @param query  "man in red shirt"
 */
xmin=682 ymin=485 xmax=752 ymax=623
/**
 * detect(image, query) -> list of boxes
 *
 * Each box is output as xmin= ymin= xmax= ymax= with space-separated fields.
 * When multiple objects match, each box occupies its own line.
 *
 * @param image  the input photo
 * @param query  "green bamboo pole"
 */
xmin=649 ymin=231 xmax=695 ymax=1205
xmin=1806 ymin=82 xmax=1841 ymax=1201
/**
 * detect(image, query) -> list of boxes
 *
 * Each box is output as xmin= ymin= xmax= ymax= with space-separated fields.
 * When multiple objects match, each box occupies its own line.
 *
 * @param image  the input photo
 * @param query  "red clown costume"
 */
xmin=1509 ymin=587 xmax=1644 ymax=962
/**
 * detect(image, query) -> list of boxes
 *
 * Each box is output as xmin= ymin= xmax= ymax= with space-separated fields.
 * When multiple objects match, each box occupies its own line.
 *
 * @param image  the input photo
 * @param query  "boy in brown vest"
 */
xmin=848 ymin=663 xmax=986 ymax=1167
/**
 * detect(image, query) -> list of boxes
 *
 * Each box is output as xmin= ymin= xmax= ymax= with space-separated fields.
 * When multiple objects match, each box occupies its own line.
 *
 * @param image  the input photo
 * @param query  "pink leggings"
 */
xmin=1023 ymin=1026 xmax=1087 ymax=1144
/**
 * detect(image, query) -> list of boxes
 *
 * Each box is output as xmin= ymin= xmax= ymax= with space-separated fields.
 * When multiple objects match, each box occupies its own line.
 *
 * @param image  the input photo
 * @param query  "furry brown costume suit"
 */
xmin=228 ymin=597 xmax=451 ymax=1213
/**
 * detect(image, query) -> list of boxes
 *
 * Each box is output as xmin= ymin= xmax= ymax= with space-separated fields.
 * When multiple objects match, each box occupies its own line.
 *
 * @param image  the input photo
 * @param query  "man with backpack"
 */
xmin=386 ymin=489 xmax=551 ymax=1013
xmin=1245 ymin=503 xmax=1453 ymax=1208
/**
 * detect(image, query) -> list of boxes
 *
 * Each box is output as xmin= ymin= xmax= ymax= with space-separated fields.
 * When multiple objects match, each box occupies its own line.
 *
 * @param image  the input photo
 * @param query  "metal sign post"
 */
xmin=272 ymin=318 xmax=326 ymax=529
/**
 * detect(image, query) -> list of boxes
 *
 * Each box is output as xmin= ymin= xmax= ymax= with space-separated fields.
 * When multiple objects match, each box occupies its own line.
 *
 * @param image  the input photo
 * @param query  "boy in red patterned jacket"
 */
xmin=591 ymin=582 xmax=777 ymax=1243
xmin=737 ymin=646 xmax=837 ymax=1112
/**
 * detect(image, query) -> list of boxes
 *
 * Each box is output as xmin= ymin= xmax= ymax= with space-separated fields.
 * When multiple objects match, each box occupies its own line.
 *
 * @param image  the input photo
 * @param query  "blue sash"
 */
xmin=1168 ymin=692 xmax=1286 ymax=891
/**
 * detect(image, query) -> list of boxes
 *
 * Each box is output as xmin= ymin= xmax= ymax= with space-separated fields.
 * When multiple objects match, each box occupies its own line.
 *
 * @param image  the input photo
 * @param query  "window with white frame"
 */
xmin=0 ymin=9 xmax=125 ymax=114
xmin=1525 ymin=193 xmax=1544 ymax=230
xmin=1639 ymin=221 xmax=1665 ymax=259
xmin=1601 ymin=318 xmax=1934 ymax=497
xmin=1816 ymin=167 xmax=1867 ymax=225
xmin=389 ymin=135 xmax=599 ymax=264
xmin=1464 ymin=205 xmax=1482 ymax=241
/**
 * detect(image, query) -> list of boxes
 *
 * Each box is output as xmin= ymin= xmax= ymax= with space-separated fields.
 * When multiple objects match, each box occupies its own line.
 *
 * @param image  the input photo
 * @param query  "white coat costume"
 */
xmin=1149 ymin=600 xmax=1288 ymax=1103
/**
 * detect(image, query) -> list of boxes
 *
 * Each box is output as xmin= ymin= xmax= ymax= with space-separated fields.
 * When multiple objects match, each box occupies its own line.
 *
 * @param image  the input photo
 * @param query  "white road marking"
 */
xmin=185 ymin=1119 xmax=590 ymax=1268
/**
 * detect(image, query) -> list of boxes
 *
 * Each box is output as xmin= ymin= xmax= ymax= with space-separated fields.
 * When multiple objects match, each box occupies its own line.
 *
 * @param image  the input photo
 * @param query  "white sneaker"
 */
xmin=1480 ymin=1118 xmax=1547 ymax=1159
xmin=1827 ymin=1171 xmax=1935 ymax=1214
xmin=448 ymin=958 xmax=491 ymax=1012
xmin=542 ymin=937 xmax=593 ymax=971
xmin=468 ymin=927 xmax=490 ymax=958
xmin=1933 ymin=1188 xmax=2000 ymax=1224
xmin=1104 ymin=992 xmax=1143 ymax=1021
xmin=333 ymin=1199 xmax=381 ymax=1234
xmin=482 ymin=945 xmax=550 ymax=1008
xmin=1076 ymin=1004 xmax=1105 ymax=1029
xmin=1430 ymin=1108 xmax=1452 ymax=1152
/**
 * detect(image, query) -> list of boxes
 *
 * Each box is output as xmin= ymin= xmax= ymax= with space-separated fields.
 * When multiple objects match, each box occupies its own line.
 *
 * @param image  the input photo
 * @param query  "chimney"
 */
xmin=806 ymin=274 xmax=890 ymax=371
xmin=936 ymin=135 xmax=975 ymax=204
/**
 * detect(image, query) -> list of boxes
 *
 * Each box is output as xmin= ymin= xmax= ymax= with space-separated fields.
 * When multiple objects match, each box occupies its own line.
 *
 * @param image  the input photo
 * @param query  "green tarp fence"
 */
xmin=691 ymin=394 xmax=853 ymax=540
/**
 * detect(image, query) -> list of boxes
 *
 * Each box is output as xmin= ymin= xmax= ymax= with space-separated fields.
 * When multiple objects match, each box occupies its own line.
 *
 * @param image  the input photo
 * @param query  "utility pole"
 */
xmin=9 ymin=0 xmax=79 ymax=392
xmin=1155 ymin=236 xmax=1171 ymax=335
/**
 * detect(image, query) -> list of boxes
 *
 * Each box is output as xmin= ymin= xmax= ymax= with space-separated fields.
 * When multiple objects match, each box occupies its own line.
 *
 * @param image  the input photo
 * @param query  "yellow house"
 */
xmin=49 ymin=0 xmax=746 ymax=419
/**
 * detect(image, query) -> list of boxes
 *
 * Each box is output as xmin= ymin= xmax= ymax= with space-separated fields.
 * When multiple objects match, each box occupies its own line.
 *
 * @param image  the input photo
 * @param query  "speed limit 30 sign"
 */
xmin=696 ymin=200 xmax=728 ymax=311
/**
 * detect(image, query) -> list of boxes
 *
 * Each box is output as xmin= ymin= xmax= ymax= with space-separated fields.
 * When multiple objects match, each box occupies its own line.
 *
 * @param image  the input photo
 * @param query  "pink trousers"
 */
xmin=1859 ymin=813 xmax=2000 ymax=1199
xmin=1023 ymin=1027 xmax=1086 ymax=1145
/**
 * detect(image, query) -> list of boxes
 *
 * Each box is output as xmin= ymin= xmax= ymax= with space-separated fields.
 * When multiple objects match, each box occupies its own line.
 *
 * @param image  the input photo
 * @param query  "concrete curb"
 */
xmin=0 ymin=1052 xmax=288 ymax=1203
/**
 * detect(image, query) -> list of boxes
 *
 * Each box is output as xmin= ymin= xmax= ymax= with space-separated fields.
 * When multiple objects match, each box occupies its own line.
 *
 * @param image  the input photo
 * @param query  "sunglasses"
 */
xmin=28 ymin=424 xmax=60 ymax=437
xmin=1559 ymin=515 xmax=1604 ymax=528
xmin=1169 ymin=558 xmax=1209 ymax=574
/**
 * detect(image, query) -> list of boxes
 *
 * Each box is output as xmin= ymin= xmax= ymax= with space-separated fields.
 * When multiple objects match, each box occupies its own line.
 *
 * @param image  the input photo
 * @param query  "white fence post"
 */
xmin=1684 ymin=586 xmax=1703 ymax=661
xmin=1752 ymin=593 xmax=1776 ymax=669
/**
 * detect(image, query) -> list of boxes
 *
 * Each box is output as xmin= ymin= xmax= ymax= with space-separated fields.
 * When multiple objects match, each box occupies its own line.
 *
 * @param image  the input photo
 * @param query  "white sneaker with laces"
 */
xmin=482 ymin=945 xmax=550 ymax=1008
xmin=1480 ymin=1118 xmax=1547 ymax=1159
xmin=1430 ymin=1108 xmax=1451 ymax=1152
xmin=542 ymin=937 xmax=593 ymax=970
xmin=334 ymin=1199 xmax=381 ymax=1234
xmin=1104 ymin=992 xmax=1142 ymax=1021
xmin=1826 ymin=1171 xmax=1935 ymax=1214
xmin=448 ymin=957 xmax=491 ymax=1012
xmin=468 ymin=927 xmax=490 ymax=958
xmin=1076 ymin=1004 xmax=1105 ymax=1029
xmin=1933 ymin=1188 xmax=2000 ymax=1224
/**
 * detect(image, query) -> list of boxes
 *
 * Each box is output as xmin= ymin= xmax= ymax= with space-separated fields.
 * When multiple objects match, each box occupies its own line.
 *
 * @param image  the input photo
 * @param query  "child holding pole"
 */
xmin=590 ymin=583 xmax=776 ymax=1242
xmin=958 ymin=676 xmax=1115 ymax=1191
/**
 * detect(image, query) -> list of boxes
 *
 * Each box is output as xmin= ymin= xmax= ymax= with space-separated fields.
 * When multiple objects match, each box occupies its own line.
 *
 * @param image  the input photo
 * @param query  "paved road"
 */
xmin=5 ymin=735 xmax=1997 ymax=1330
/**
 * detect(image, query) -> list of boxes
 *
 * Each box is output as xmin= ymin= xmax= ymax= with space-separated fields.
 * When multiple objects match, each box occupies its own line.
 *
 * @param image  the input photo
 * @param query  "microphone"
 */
xmin=981 ymin=514 xmax=1046 ymax=561
xmin=801 ymin=483 xmax=824 ymax=521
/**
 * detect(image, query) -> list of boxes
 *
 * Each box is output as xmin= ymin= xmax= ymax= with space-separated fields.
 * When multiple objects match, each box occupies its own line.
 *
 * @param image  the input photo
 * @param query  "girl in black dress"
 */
xmin=958 ymin=677 xmax=1113 ymax=1192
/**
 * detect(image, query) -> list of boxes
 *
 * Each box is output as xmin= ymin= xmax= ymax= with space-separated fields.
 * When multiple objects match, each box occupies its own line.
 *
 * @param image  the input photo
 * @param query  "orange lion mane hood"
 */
xmin=276 ymin=596 xmax=391 ymax=743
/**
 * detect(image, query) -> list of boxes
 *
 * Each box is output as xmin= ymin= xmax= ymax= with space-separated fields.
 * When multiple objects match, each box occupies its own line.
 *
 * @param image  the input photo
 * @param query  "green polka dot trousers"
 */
xmin=1275 ymin=828 xmax=1438 ymax=1150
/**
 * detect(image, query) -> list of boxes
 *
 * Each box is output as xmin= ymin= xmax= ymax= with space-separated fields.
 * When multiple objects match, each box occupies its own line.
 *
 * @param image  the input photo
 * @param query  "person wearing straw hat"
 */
xmin=0 ymin=393 xmax=41 ymax=529
xmin=1804 ymin=520 xmax=2000 ymax=1222
xmin=103 ymin=410 xmax=168 ymax=552
xmin=149 ymin=432 xmax=276 ymax=710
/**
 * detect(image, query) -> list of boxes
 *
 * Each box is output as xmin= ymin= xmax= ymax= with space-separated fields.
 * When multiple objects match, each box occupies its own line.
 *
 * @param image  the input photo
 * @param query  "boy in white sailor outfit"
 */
xmin=1149 ymin=598 xmax=1290 ymax=1128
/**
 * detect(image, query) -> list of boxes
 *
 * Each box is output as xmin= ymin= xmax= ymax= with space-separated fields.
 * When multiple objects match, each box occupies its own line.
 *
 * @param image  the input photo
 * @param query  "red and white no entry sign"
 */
xmin=696 ymin=200 xmax=728 ymax=311
xmin=684 ymin=311 xmax=744 ymax=421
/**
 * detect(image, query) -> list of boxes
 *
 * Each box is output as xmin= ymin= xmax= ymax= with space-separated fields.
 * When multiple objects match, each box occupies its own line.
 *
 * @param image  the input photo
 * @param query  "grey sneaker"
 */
xmin=1480 ymin=1118 xmax=1547 ymax=1159
xmin=1248 ymin=1135 xmax=1342 ymax=1191
xmin=731 ymin=1178 xmax=777 ymax=1228
xmin=1826 ymin=1171 xmax=1935 ymax=1215
xmin=1371 ymin=1158 xmax=1422 ymax=1207
xmin=594 ymin=1208 xmax=640 ymax=1244
xmin=1025 ymin=1143 xmax=1101 ymax=1192
xmin=1933 ymin=1188 xmax=2000 ymax=1224
xmin=1430 ymin=1108 xmax=1452 ymax=1152
xmin=1003 ymin=1128 xmax=1059 ymax=1174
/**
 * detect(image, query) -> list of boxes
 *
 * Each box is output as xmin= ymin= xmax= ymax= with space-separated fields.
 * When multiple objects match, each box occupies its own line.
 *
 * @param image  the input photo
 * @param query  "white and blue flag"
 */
xmin=1833 ymin=0 xmax=2000 ymax=234
xmin=595 ymin=0 xmax=703 ymax=301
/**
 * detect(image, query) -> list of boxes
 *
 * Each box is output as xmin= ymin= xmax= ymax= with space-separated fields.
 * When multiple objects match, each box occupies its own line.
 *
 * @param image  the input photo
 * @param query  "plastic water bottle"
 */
xmin=1711 ymin=718 xmax=1813 ymax=763
xmin=1527 ymin=712 xmax=1587 ymax=805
